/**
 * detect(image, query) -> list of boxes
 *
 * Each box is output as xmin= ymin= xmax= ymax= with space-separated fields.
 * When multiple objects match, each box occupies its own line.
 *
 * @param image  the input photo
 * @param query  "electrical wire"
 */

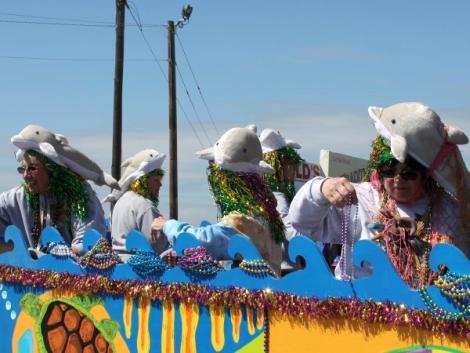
xmin=125 ymin=3 xmax=205 ymax=148
xmin=0 ymin=55 xmax=162 ymax=62
xmin=175 ymin=62 xmax=212 ymax=145
xmin=176 ymin=32 xmax=220 ymax=136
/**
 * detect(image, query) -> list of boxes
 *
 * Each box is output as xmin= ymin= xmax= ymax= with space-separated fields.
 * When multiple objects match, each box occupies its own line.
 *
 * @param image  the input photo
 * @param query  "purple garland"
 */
xmin=0 ymin=264 xmax=468 ymax=338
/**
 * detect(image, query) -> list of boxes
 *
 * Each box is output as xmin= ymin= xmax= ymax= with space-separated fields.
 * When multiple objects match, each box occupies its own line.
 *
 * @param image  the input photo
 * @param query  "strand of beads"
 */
xmin=46 ymin=241 xmax=78 ymax=261
xmin=176 ymin=246 xmax=223 ymax=276
xmin=339 ymin=192 xmax=355 ymax=281
xmin=419 ymin=270 xmax=470 ymax=320
xmin=239 ymin=259 xmax=277 ymax=277
xmin=128 ymin=250 xmax=168 ymax=277
xmin=79 ymin=238 xmax=121 ymax=270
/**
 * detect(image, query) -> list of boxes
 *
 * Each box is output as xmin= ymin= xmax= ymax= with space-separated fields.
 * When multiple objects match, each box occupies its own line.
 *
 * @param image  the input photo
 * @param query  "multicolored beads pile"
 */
xmin=239 ymin=259 xmax=277 ymax=277
xmin=46 ymin=241 xmax=78 ymax=261
xmin=128 ymin=249 xmax=169 ymax=277
xmin=79 ymin=238 xmax=121 ymax=270
xmin=419 ymin=271 xmax=470 ymax=320
xmin=176 ymin=246 xmax=223 ymax=276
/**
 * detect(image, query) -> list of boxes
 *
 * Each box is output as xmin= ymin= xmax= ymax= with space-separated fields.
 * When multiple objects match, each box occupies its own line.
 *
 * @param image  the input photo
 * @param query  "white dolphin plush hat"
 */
xmin=104 ymin=149 xmax=166 ymax=203
xmin=196 ymin=126 xmax=273 ymax=174
xmin=368 ymin=102 xmax=469 ymax=198
xmin=259 ymin=128 xmax=301 ymax=154
xmin=11 ymin=124 xmax=119 ymax=189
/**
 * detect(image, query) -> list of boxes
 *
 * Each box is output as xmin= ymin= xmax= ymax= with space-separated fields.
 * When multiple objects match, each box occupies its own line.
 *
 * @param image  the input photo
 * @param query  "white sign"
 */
xmin=319 ymin=149 xmax=368 ymax=182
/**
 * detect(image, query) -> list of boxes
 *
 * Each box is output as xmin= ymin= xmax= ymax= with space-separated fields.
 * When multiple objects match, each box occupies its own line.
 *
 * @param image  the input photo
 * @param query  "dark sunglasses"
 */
xmin=379 ymin=167 xmax=420 ymax=181
xmin=17 ymin=164 xmax=44 ymax=175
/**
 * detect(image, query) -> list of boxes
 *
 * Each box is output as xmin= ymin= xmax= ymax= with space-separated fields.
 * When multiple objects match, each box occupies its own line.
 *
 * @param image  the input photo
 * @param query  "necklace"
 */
xmin=339 ymin=192 xmax=358 ymax=281
xmin=176 ymin=246 xmax=223 ymax=276
xmin=239 ymin=259 xmax=277 ymax=277
xmin=128 ymin=249 xmax=168 ymax=277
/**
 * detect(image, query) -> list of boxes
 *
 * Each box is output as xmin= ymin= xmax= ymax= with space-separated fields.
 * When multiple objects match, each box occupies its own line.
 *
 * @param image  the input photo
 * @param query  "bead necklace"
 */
xmin=239 ymin=259 xmax=277 ymax=277
xmin=128 ymin=249 xmax=168 ymax=277
xmin=176 ymin=246 xmax=223 ymax=276
xmin=419 ymin=271 xmax=470 ymax=320
xmin=79 ymin=238 xmax=121 ymax=270
xmin=46 ymin=241 xmax=78 ymax=261
xmin=339 ymin=193 xmax=358 ymax=281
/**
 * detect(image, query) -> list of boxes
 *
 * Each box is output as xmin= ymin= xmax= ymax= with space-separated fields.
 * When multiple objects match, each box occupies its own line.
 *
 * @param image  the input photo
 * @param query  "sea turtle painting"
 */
xmin=13 ymin=292 xmax=129 ymax=353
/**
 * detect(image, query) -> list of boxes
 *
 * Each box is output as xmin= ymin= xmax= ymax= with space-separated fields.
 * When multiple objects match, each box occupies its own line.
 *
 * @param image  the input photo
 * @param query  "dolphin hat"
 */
xmin=368 ymin=102 xmax=470 ymax=198
xmin=196 ymin=126 xmax=273 ymax=174
xmin=259 ymin=128 xmax=301 ymax=154
xmin=104 ymin=149 xmax=166 ymax=203
xmin=12 ymin=124 xmax=119 ymax=189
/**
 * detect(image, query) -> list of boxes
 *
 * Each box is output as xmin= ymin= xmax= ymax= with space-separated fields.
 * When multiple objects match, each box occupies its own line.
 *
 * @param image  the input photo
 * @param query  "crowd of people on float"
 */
xmin=0 ymin=102 xmax=469 ymax=285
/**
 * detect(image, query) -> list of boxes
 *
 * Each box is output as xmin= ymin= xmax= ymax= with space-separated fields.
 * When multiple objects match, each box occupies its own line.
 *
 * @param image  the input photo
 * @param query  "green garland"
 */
xmin=207 ymin=163 xmax=285 ymax=243
xmin=262 ymin=146 xmax=303 ymax=202
xmin=129 ymin=169 xmax=164 ymax=208
xmin=22 ymin=150 xmax=89 ymax=221
xmin=363 ymin=136 xmax=396 ymax=181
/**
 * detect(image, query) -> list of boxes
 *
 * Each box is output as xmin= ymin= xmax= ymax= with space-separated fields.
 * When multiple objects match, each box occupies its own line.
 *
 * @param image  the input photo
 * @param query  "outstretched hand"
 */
xmin=320 ymin=177 xmax=357 ymax=208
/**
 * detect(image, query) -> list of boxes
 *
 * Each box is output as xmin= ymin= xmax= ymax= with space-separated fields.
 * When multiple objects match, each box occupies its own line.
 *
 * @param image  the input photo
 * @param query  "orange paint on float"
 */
xmin=137 ymin=297 xmax=150 ymax=353
xmin=230 ymin=305 xmax=242 ymax=343
xmin=209 ymin=304 xmax=225 ymax=351
xmin=179 ymin=302 xmax=199 ymax=353
xmin=246 ymin=307 xmax=255 ymax=335
xmin=161 ymin=300 xmax=175 ymax=353
xmin=255 ymin=309 xmax=264 ymax=330
xmin=123 ymin=295 xmax=133 ymax=339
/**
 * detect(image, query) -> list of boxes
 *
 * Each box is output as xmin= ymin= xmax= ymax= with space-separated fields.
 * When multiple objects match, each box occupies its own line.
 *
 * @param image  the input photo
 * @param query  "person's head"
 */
xmin=19 ymin=151 xmax=50 ymax=194
xmin=197 ymin=126 xmax=285 ymax=243
xmin=129 ymin=168 xmax=165 ymax=204
xmin=259 ymin=128 xmax=302 ymax=201
xmin=104 ymin=149 xmax=166 ymax=205
xmin=377 ymin=156 xmax=428 ymax=204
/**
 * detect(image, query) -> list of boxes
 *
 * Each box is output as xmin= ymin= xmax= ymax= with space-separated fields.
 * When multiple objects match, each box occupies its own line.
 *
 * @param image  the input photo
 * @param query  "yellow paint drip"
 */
xmin=246 ymin=307 xmax=255 ymax=335
xmin=137 ymin=297 xmax=151 ymax=353
xmin=209 ymin=304 xmax=225 ymax=351
xmin=179 ymin=302 xmax=199 ymax=353
xmin=230 ymin=305 xmax=242 ymax=343
xmin=255 ymin=309 xmax=264 ymax=330
xmin=162 ymin=300 xmax=175 ymax=353
xmin=123 ymin=295 xmax=133 ymax=339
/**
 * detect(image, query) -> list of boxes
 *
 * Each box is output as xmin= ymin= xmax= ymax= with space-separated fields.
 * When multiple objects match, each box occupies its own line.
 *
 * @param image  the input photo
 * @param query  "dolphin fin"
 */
xmin=121 ymin=156 xmax=133 ymax=168
xmin=390 ymin=135 xmax=407 ymax=163
xmin=39 ymin=142 xmax=59 ymax=158
xmin=446 ymin=125 xmax=469 ymax=145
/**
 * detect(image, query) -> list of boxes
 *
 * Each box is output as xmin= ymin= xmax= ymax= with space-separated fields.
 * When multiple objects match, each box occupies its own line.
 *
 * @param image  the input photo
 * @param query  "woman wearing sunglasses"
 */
xmin=288 ymin=102 xmax=470 ymax=288
xmin=0 ymin=125 xmax=116 ymax=256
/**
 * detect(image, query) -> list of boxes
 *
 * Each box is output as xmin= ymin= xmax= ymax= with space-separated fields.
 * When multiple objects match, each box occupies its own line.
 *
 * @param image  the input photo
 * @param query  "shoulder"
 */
xmin=0 ymin=186 xmax=25 ymax=204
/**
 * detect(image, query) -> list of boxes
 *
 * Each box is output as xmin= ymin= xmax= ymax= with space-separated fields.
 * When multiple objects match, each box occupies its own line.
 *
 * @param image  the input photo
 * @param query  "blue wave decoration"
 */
xmin=0 ymin=224 xmax=469 ymax=316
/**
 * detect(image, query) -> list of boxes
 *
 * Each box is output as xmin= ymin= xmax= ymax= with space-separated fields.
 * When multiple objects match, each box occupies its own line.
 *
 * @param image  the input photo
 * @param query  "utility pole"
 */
xmin=168 ymin=20 xmax=178 ymax=219
xmin=168 ymin=5 xmax=192 ymax=220
xmin=111 ymin=0 xmax=126 ymax=184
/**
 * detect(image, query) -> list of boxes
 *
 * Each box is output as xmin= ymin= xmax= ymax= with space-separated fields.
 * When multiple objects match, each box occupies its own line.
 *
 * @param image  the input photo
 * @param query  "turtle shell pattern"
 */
xmin=42 ymin=301 xmax=114 ymax=353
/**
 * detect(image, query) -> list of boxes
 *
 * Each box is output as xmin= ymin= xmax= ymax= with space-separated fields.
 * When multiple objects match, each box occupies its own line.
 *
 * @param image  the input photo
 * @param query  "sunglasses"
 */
xmin=378 ymin=167 xmax=420 ymax=181
xmin=17 ymin=164 xmax=45 ymax=175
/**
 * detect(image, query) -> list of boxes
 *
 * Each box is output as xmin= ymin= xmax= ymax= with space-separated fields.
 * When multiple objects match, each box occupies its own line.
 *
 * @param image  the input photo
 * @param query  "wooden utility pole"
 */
xmin=168 ymin=20 xmax=178 ymax=219
xmin=111 ymin=0 xmax=126 ymax=183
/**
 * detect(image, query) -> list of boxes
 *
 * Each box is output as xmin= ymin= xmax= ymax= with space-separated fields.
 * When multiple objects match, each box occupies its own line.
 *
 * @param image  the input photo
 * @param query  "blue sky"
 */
xmin=1 ymin=1 xmax=470 ymax=224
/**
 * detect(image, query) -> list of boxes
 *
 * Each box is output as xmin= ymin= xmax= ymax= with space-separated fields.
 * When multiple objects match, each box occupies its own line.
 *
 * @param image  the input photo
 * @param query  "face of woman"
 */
xmin=379 ymin=162 xmax=426 ymax=204
xmin=147 ymin=175 xmax=163 ymax=198
xmin=20 ymin=155 xmax=50 ymax=194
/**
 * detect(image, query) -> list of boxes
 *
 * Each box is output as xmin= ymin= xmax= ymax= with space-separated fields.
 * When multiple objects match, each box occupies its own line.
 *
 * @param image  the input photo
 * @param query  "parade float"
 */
xmin=0 ymin=223 xmax=468 ymax=353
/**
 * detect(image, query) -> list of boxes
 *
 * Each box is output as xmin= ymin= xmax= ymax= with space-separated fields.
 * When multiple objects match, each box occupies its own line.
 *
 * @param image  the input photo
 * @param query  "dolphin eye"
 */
xmin=391 ymin=119 xmax=396 ymax=124
xmin=216 ymin=142 xmax=219 ymax=146
xmin=35 ymin=131 xmax=39 ymax=135
xmin=150 ymin=154 xmax=154 ymax=157
xmin=243 ymin=148 xmax=247 ymax=153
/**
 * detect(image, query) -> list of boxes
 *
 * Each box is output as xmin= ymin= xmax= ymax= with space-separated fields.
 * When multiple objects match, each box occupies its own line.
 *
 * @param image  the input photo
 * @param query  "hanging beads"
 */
xmin=176 ymin=246 xmax=223 ymax=276
xmin=128 ymin=249 xmax=168 ymax=277
xmin=239 ymin=259 xmax=277 ymax=277
xmin=79 ymin=238 xmax=121 ymax=270
xmin=46 ymin=241 xmax=78 ymax=261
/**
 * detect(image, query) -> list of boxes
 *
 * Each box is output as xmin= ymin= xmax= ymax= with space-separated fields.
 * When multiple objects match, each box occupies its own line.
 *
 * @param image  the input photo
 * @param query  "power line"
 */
xmin=175 ymin=62 xmax=212 ymax=145
xmin=0 ymin=11 xmax=165 ymax=27
xmin=176 ymin=32 xmax=220 ymax=136
xmin=0 ymin=19 xmax=114 ymax=28
xmin=124 ymin=3 xmax=205 ymax=148
xmin=0 ymin=55 xmax=164 ymax=62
